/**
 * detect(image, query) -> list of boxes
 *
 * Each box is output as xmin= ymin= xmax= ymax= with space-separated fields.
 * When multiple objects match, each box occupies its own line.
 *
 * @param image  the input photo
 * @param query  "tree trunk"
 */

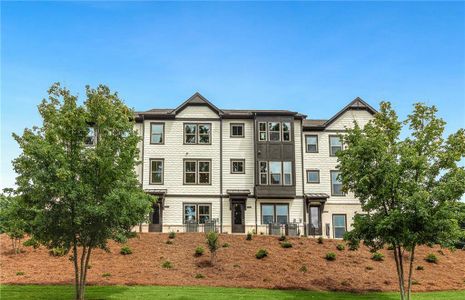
xmin=393 ymin=246 xmax=406 ymax=300
xmin=73 ymin=242 xmax=81 ymax=300
xmin=407 ymin=246 xmax=416 ymax=300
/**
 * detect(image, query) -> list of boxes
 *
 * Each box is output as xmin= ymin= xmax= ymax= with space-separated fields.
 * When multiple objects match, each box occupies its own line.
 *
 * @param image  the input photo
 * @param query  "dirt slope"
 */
xmin=1 ymin=233 xmax=464 ymax=292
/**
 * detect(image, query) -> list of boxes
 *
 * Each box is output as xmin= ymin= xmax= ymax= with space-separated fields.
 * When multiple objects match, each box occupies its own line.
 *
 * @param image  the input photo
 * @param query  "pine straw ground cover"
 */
xmin=1 ymin=233 xmax=465 ymax=292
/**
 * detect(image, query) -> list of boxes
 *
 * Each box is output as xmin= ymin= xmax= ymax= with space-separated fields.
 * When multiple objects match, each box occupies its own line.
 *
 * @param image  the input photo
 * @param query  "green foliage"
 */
xmin=120 ymin=245 xmax=132 ymax=255
xmin=10 ymin=83 xmax=154 ymax=300
xmin=255 ymin=249 xmax=268 ymax=259
xmin=278 ymin=235 xmax=286 ymax=241
xmin=416 ymin=265 xmax=424 ymax=270
xmin=194 ymin=246 xmax=205 ymax=257
xmin=336 ymin=244 xmax=345 ymax=251
xmin=346 ymin=240 xmax=359 ymax=251
xmin=194 ymin=273 xmax=205 ymax=279
xmin=222 ymin=243 xmax=230 ymax=248
xmin=425 ymin=253 xmax=438 ymax=263
xmin=0 ymin=192 xmax=29 ymax=254
xmin=162 ymin=261 xmax=173 ymax=269
xmin=366 ymin=266 xmax=374 ymax=270
xmin=325 ymin=252 xmax=336 ymax=261
xmin=281 ymin=241 xmax=292 ymax=248
xmin=205 ymin=231 xmax=219 ymax=264
xmin=168 ymin=231 xmax=176 ymax=239
xmin=317 ymin=237 xmax=324 ymax=244
xmin=166 ymin=240 xmax=173 ymax=245
xmin=102 ymin=273 xmax=111 ymax=277
xmin=371 ymin=252 xmax=385 ymax=261
xmin=299 ymin=265 xmax=308 ymax=273
xmin=246 ymin=232 xmax=253 ymax=241
xmin=16 ymin=272 xmax=25 ymax=276
xmin=23 ymin=238 xmax=40 ymax=249
xmin=339 ymin=102 xmax=465 ymax=300
xmin=49 ymin=247 xmax=67 ymax=257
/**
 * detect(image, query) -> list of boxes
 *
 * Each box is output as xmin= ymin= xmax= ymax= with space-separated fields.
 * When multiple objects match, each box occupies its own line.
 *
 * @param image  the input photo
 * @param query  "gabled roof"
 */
xmin=303 ymin=97 xmax=377 ymax=130
xmin=170 ymin=92 xmax=224 ymax=116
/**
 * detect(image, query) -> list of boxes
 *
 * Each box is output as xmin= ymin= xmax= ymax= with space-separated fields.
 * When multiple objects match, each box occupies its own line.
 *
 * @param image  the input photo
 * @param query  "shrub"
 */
xmin=425 ymin=253 xmax=438 ymax=263
xmin=387 ymin=244 xmax=395 ymax=250
xmin=168 ymin=231 xmax=176 ymax=239
xmin=102 ymin=273 xmax=111 ymax=277
xmin=416 ymin=265 xmax=424 ymax=271
xmin=336 ymin=244 xmax=345 ymax=251
xmin=194 ymin=246 xmax=205 ymax=257
xmin=162 ymin=261 xmax=173 ymax=269
xmin=87 ymin=265 xmax=92 ymax=270
xmin=372 ymin=252 xmax=385 ymax=261
xmin=278 ymin=235 xmax=286 ymax=242
xmin=366 ymin=266 xmax=374 ymax=270
xmin=222 ymin=243 xmax=230 ymax=248
xmin=120 ymin=245 xmax=132 ymax=255
xmin=325 ymin=252 xmax=336 ymax=261
xmin=16 ymin=272 xmax=25 ymax=276
xmin=246 ymin=232 xmax=253 ymax=241
xmin=317 ymin=237 xmax=324 ymax=244
xmin=347 ymin=240 xmax=359 ymax=251
xmin=23 ymin=238 xmax=40 ymax=249
xmin=206 ymin=231 xmax=219 ymax=265
xmin=299 ymin=265 xmax=308 ymax=273
xmin=281 ymin=241 xmax=292 ymax=248
xmin=255 ymin=249 xmax=268 ymax=259
xmin=49 ymin=247 xmax=67 ymax=257
xmin=194 ymin=273 xmax=205 ymax=279
xmin=166 ymin=240 xmax=173 ymax=245
xmin=412 ymin=280 xmax=419 ymax=285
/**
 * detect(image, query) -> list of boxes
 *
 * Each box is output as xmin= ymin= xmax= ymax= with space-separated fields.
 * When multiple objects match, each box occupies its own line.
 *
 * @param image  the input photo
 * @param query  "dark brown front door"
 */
xmin=149 ymin=202 xmax=162 ymax=232
xmin=232 ymin=202 xmax=245 ymax=233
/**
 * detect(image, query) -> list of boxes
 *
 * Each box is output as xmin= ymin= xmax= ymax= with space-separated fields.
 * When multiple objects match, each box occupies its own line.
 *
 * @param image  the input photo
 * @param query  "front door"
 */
xmin=149 ymin=202 xmax=162 ymax=232
xmin=231 ymin=202 xmax=245 ymax=233
xmin=308 ymin=206 xmax=322 ymax=236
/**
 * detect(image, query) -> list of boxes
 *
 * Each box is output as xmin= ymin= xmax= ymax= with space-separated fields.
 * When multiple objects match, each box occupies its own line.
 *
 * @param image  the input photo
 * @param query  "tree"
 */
xmin=0 ymin=190 xmax=29 ymax=254
xmin=205 ymin=231 xmax=219 ymax=265
xmin=339 ymin=102 xmax=465 ymax=300
xmin=12 ymin=83 xmax=154 ymax=300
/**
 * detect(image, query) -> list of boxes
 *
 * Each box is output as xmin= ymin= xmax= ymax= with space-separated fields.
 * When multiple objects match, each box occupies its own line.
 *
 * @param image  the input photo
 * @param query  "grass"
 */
xmin=0 ymin=285 xmax=464 ymax=300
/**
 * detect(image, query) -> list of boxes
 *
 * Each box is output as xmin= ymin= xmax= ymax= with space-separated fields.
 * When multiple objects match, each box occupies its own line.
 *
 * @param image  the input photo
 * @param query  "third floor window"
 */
xmin=150 ymin=123 xmax=164 ymax=144
xmin=258 ymin=121 xmax=291 ymax=142
xmin=329 ymin=135 xmax=343 ymax=156
xmin=184 ymin=123 xmax=211 ymax=145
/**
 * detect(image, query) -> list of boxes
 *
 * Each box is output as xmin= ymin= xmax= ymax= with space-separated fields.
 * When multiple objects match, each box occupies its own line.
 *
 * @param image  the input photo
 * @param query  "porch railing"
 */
xmin=184 ymin=220 xmax=218 ymax=233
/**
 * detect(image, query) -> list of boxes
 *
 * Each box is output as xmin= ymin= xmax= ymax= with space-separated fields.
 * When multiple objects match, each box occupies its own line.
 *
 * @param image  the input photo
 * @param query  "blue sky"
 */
xmin=1 ymin=1 xmax=464 ymax=191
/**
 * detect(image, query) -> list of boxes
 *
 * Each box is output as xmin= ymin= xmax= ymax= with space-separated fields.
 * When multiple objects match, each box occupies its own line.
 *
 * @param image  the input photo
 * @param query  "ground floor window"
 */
xmin=261 ymin=204 xmax=289 ymax=224
xmin=183 ymin=203 xmax=211 ymax=224
xmin=332 ymin=214 xmax=347 ymax=238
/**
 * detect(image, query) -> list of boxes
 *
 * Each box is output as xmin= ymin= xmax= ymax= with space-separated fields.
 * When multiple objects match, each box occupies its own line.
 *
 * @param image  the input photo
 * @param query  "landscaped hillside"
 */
xmin=1 ymin=233 xmax=464 ymax=292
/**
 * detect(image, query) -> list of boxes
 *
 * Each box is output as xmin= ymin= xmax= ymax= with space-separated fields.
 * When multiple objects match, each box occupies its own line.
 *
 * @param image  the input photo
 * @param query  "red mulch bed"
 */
xmin=1 ymin=233 xmax=465 ymax=292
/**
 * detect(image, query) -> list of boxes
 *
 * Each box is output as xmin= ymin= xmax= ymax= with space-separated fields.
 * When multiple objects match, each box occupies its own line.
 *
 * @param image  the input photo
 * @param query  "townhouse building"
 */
xmin=133 ymin=93 xmax=376 ymax=238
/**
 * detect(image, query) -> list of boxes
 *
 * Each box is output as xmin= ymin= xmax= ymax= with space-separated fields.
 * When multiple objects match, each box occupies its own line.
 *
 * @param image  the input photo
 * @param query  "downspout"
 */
xmin=220 ymin=117 xmax=223 ymax=233
xmin=300 ymin=118 xmax=306 ymax=236
xmin=253 ymin=113 xmax=258 ymax=234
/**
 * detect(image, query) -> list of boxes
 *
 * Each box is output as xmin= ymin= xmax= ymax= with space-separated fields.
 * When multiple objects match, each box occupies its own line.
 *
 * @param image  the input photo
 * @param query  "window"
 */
xmin=269 ymin=162 xmax=282 ymax=185
xmin=150 ymin=159 xmax=164 ymax=184
xmin=331 ymin=170 xmax=344 ymax=196
xmin=184 ymin=123 xmax=211 ymax=144
xmin=184 ymin=160 xmax=211 ymax=185
xmin=84 ymin=127 xmax=96 ymax=146
xmin=306 ymin=170 xmax=320 ymax=183
xmin=282 ymin=122 xmax=291 ymax=141
xmin=150 ymin=123 xmax=164 ymax=144
xmin=259 ymin=122 xmax=267 ymax=141
xmin=268 ymin=122 xmax=281 ymax=141
xmin=329 ymin=135 xmax=343 ymax=156
xmin=231 ymin=159 xmax=245 ymax=174
xmin=261 ymin=204 xmax=289 ymax=224
xmin=333 ymin=214 xmax=347 ymax=238
xmin=309 ymin=206 xmax=321 ymax=234
xmin=183 ymin=204 xmax=212 ymax=224
xmin=305 ymin=135 xmax=318 ymax=153
xmin=230 ymin=123 xmax=244 ymax=138
xmin=283 ymin=162 xmax=292 ymax=185
xmin=259 ymin=161 xmax=268 ymax=185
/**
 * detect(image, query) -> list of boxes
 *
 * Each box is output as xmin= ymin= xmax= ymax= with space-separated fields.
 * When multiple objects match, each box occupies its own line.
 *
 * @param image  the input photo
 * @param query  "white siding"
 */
xmin=326 ymin=110 xmax=373 ymax=130
xmin=176 ymin=105 xmax=219 ymax=119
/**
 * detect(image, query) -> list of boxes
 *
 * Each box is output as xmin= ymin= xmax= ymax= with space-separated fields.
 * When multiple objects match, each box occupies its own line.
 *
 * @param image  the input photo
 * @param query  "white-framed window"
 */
xmin=306 ymin=170 xmax=320 ymax=183
xmin=231 ymin=159 xmax=245 ymax=174
xmin=230 ymin=123 xmax=244 ymax=138
xmin=268 ymin=122 xmax=281 ymax=141
xmin=333 ymin=214 xmax=347 ymax=238
xmin=282 ymin=122 xmax=291 ymax=141
xmin=305 ymin=135 xmax=318 ymax=153
xmin=184 ymin=123 xmax=211 ymax=144
xmin=259 ymin=122 xmax=267 ymax=141
xmin=261 ymin=204 xmax=289 ymax=224
xmin=150 ymin=123 xmax=164 ymax=144
xmin=329 ymin=135 xmax=343 ymax=156
xmin=184 ymin=204 xmax=211 ymax=224
xmin=259 ymin=161 xmax=268 ymax=185
xmin=269 ymin=161 xmax=282 ymax=185
xmin=150 ymin=159 xmax=164 ymax=184
xmin=331 ymin=170 xmax=344 ymax=196
xmin=184 ymin=160 xmax=211 ymax=185
xmin=283 ymin=161 xmax=292 ymax=185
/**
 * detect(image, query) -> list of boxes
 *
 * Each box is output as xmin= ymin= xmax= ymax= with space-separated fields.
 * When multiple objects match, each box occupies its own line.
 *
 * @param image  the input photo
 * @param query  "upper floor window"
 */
xmin=270 ymin=161 xmax=282 ymax=184
xmin=268 ymin=122 xmax=281 ymax=141
xmin=150 ymin=159 xmax=164 ymax=184
xmin=259 ymin=122 xmax=267 ymax=141
xmin=230 ymin=123 xmax=244 ymax=138
xmin=306 ymin=170 xmax=320 ymax=183
xmin=283 ymin=161 xmax=292 ymax=185
xmin=259 ymin=161 xmax=268 ymax=185
xmin=184 ymin=123 xmax=211 ymax=145
xmin=231 ymin=159 xmax=245 ymax=174
xmin=260 ymin=161 xmax=292 ymax=186
xmin=331 ymin=170 xmax=344 ymax=196
xmin=84 ymin=127 xmax=96 ymax=146
xmin=150 ymin=123 xmax=164 ymax=144
xmin=282 ymin=122 xmax=291 ymax=141
xmin=329 ymin=135 xmax=342 ymax=156
xmin=184 ymin=160 xmax=211 ymax=185
xmin=305 ymin=135 xmax=318 ymax=153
